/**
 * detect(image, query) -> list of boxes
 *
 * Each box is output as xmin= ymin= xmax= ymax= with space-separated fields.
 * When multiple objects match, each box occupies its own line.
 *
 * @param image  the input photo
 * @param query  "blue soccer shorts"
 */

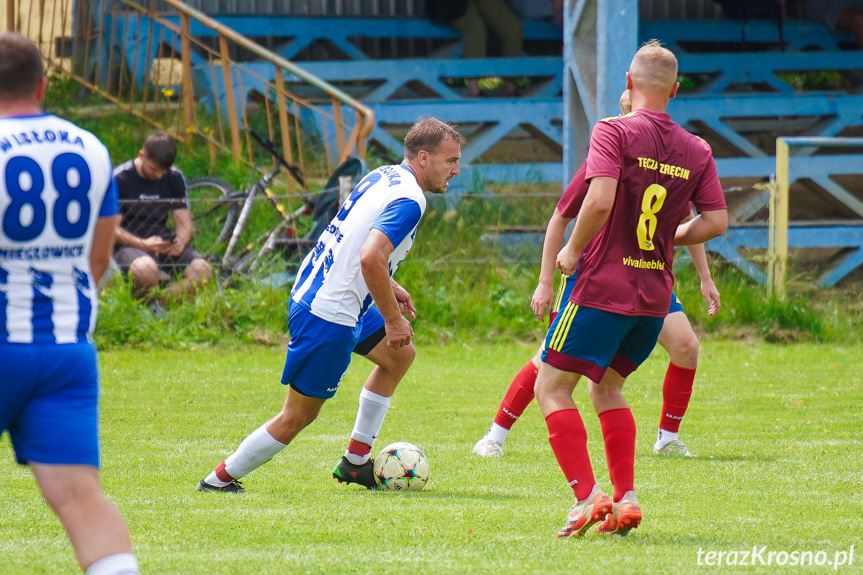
xmin=1 ymin=342 xmax=100 ymax=467
xmin=352 ymin=305 xmax=386 ymax=356
xmin=281 ymin=301 xmax=386 ymax=399
xmin=668 ymin=291 xmax=684 ymax=315
xmin=541 ymin=303 xmax=664 ymax=382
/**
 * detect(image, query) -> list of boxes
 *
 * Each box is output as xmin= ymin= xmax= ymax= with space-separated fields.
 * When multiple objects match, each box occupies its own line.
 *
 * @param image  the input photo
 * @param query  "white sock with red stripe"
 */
xmin=205 ymin=423 xmax=286 ymax=486
xmin=344 ymin=387 xmax=391 ymax=465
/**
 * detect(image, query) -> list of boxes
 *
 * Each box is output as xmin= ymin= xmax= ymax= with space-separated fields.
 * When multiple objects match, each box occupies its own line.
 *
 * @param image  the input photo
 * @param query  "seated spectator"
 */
xmin=805 ymin=0 xmax=863 ymax=48
xmin=426 ymin=0 xmax=523 ymax=97
xmin=113 ymin=132 xmax=212 ymax=313
xmin=507 ymin=0 xmax=564 ymax=30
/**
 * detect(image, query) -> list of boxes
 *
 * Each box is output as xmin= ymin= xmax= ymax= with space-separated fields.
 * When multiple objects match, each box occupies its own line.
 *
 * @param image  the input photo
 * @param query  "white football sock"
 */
xmin=215 ymin=423 xmax=287 ymax=482
xmin=655 ymin=428 xmax=678 ymax=449
xmin=86 ymin=553 xmax=139 ymax=575
xmin=486 ymin=423 xmax=509 ymax=445
xmin=345 ymin=388 xmax=391 ymax=464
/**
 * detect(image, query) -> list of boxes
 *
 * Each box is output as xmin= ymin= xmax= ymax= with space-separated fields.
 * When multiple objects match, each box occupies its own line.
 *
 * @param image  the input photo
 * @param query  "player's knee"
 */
xmin=587 ymin=382 xmax=604 ymax=401
xmin=672 ymin=335 xmax=700 ymax=366
xmin=271 ymin=409 xmax=316 ymax=440
xmin=380 ymin=342 xmax=415 ymax=374
xmin=400 ymin=342 xmax=416 ymax=367
xmin=41 ymin=479 xmax=100 ymax=518
xmin=588 ymin=380 xmax=622 ymax=402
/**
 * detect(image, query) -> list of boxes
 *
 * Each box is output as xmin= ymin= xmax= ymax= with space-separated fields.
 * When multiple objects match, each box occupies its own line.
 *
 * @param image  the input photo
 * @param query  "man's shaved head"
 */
xmin=629 ymin=39 xmax=678 ymax=94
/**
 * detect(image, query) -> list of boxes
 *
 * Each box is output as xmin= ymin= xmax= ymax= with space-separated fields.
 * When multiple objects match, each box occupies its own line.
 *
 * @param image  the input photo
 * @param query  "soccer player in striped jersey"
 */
xmin=535 ymin=40 xmax=727 ymax=538
xmin=0 ymin=33 xmax=138 ymax=574
xmin=474 ymin=90 xmax=719 ymax=460
xmin=197 ymin=117 xmax=464 ymax=493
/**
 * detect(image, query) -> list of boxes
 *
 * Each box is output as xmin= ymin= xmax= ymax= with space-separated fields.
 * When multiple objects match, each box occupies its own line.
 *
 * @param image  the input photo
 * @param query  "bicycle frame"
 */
xmin=207 ymin=131 xmax=366 ymax=283
xmin=222 ymin=166 xmax=282 ymax=268
xmin=221 ymin=130 xmax=304 ymax=269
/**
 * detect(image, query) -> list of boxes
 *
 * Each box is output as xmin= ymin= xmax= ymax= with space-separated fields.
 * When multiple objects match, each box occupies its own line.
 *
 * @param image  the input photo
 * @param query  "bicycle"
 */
xmin=187 ymin=130 xmax=366 ymax=284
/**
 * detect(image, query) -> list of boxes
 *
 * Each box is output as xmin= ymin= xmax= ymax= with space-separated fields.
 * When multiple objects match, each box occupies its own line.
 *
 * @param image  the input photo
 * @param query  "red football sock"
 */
xmin=493 ymin=361 xmax=538 ymax=430
xmin=214 ymin=460 xmax=236 ymax=483
xmin=660 ymin=362 xmax=696 ymax=433
xmin=598 ymin=408 xmax=636 ymax=502
xmin=546 ymin=408 xmax=595 ymax=501
xmin=347 ymin=438 xmax=372 ymax=458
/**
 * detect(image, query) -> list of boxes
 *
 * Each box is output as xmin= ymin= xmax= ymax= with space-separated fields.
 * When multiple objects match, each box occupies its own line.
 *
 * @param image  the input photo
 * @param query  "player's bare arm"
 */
xmin=674 ymin=208 xmax=728 ymax=247
xmin=686 ymin=242 xmax=721 ymax=316
xmin=91 ymin=215 xmax=119 ymax=286
xmin=360 ymin=229 xmax=414 ymax=349
xmin=676 ymin=209 xmax=720 ymax=316
xmin=532 ymin=208 xmax=572 ymax=321
xmin=557 ymin=176 xmax=617 ymax=275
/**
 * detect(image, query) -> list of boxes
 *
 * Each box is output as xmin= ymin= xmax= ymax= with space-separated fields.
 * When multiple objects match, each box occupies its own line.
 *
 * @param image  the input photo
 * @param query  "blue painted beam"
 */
xmin=820 ymin=248 xmax=863 ymax=286
xmin=707 ymin=225 xmax=863 ymax=285
xmin=293 ymin=57 xmax=563 ymax=101
xmin=670 ymin=92 xmax=863 ymax=119
xmin=640 ymin=19 xmax=851 ymax=51
xmin=713 ymin=155 xmax=863 ymax=179
xmin=293 ymin=57 xmax=564 ymax=84
xmin=179 ymin=15 xmax=561 ymax=40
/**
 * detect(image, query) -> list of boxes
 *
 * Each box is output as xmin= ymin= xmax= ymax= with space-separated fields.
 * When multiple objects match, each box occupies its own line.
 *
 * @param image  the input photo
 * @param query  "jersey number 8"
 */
xmin=637 ymin=183 xmax=667 ymax=251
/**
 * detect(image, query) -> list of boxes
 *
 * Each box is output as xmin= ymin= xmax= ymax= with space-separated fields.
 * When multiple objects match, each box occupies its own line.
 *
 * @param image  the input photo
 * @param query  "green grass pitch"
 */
xmin=1 ymin=341 xmax=861 ymax=573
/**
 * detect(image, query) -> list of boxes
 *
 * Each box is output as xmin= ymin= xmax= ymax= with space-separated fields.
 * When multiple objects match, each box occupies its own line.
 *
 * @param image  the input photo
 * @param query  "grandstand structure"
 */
xmin=8 ymin=0 xmax=863 ymax=287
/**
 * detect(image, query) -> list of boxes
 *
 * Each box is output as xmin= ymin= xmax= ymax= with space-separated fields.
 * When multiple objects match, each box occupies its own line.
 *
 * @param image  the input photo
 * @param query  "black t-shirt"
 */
xmin=114 ymin=159 xmax=188 ymax=239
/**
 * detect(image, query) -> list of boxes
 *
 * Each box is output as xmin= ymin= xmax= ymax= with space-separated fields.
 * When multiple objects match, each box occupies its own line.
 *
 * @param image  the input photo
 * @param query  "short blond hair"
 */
xmin=629 ymin=39 xmax=678 ymax=93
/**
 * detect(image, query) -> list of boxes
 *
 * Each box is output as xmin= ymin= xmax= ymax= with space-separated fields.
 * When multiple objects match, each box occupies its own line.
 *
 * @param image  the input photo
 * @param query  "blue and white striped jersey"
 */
xmin=291 ymin=164 xmax=426 ymax=327
xmin=0 ymin=113 xmax=117 ymax=344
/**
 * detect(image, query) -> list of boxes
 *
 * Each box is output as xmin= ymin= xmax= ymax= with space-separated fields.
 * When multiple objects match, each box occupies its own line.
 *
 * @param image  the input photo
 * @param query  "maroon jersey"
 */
xmin=570 ymin=109 xmax=726 ymax=317
xmin=557 ymin=162 xmax=589 ymax=218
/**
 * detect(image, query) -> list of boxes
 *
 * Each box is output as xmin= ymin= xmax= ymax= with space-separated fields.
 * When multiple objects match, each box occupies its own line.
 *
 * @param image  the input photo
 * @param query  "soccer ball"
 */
xmin=373 ymin=442 xmax=430 ymax=491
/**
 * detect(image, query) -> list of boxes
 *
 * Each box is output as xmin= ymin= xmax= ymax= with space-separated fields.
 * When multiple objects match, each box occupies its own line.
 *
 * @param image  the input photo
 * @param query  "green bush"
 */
xmin=96 ymin=275 xmax=291 ymax=349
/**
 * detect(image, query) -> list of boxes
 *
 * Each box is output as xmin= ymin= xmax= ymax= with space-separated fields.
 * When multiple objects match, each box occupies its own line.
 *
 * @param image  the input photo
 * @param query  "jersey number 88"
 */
xmin=2 ymin=153 xmax=91 ymax=242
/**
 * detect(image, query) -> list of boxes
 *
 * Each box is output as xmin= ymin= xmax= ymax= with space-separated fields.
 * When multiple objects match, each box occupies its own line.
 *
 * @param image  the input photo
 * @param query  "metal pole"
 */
xmin=773 ymin=138 xmax=790 ymax=299
xmin=563 ymin=0 xmax=637 ymax=184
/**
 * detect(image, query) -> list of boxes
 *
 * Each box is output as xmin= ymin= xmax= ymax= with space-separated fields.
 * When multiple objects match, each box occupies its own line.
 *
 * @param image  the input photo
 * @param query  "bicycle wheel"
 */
xmin=187 ymin=177 xmax=242 ymax=259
